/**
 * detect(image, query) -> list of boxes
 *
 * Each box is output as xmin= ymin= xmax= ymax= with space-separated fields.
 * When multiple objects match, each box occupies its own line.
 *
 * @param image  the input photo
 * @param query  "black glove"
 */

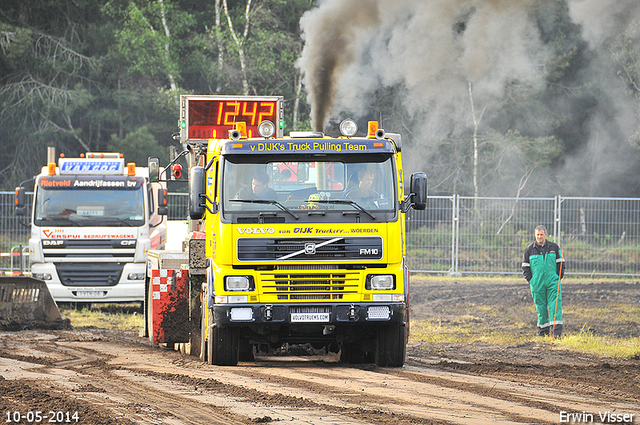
xmin=523 ymin=268 xmax=532 ymax=282
xmin=556 ymin=262 xmax=565 ymax=279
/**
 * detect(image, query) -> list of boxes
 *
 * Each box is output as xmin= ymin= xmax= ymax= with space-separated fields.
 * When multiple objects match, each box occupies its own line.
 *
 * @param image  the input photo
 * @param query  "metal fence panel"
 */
xmin=455 ymin=196 xmax=556 ymax=275
xmin=1 ymin=191 xmax=639 ymax=277
xmin=0 ymin=191 xmax=31 ymax=273
xmin=558 ymin=197 xmax=640 ymax=276
xmin=406 ymin=196 xmax=455 ymax=272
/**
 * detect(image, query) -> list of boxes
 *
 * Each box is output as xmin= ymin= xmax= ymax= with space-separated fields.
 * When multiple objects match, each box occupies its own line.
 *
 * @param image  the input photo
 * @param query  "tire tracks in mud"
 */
xmin=3 ymin=331 xmax=640 ymax=425
xmin=45 ymin=339 xmax=581 ymax=425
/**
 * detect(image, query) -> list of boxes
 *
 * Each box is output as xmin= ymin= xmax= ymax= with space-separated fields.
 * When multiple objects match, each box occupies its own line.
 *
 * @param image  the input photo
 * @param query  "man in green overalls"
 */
xmin=522 ymin=225 xmax=565 ymax=337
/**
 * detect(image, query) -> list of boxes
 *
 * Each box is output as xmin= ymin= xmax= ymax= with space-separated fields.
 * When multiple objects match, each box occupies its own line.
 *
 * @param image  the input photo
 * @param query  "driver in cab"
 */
xmin=235 ymin=171 xmax=277 ymax=200
xmin=345 ymin=168 xmax=386 ymax=208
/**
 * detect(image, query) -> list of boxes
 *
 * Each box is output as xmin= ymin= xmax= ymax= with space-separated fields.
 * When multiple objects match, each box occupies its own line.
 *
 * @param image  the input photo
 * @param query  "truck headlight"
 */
xmin=225 ymin=276 xmax=254 ymax=291
xmin=366 ymin=275 xmax=395 ymax=290
xmin=128 ymin=273 xmax=146 ymax=280
xmin=33 ymin=273 xmax=52 ymax=281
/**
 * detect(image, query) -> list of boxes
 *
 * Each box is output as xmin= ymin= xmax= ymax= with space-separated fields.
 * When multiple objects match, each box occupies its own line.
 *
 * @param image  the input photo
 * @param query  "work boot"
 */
xmin=552 ymin=324 xmax=563 ymax=338
xmin=537 ymin=326 xmax=550 ymax=336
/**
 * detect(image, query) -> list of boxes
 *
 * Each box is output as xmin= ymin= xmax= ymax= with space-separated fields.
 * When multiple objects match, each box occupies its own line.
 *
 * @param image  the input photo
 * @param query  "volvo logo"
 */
xmin=304 ymin=243 xmax=316 ymax=255
xmin=237 ymin=228 xmax=275 ymax=234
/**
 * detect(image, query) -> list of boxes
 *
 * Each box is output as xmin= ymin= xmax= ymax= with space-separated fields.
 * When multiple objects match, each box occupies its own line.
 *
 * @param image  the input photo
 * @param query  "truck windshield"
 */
xmin=222 ymin=155 xmax=396 ymax=213
xmin=34 ymin=186 xmax=146 ymax=227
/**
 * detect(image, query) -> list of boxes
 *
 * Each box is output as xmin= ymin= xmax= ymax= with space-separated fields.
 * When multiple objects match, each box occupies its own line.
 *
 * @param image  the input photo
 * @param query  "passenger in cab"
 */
xmin=235 ymin=170 xmax=277 ymax=200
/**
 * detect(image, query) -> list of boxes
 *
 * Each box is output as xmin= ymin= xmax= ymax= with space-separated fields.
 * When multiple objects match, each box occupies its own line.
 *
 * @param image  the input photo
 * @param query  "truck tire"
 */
xmin=146 ymin=277 xmax=155 ymax=344
xmin=199 ymin=301 xmax=207 ymax=363
xmin=238 ymin=338 xmax=255 ymax=362
xmin=210 ymin=320 xmax=239 ymax=366
xmin=374 ymin=324 xmax=407 ymax=367
xmin=206 ymin=310 xmax=215 ymax=365
xmin=340 ymin=342 xmax=373 ymax=364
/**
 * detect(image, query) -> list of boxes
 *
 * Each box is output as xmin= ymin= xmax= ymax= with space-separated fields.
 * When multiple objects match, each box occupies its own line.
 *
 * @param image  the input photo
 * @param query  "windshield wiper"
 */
xmin=101 ymin=216 xmax=135 ymax=227
xmin=39 ymin=217 xmax=84 ymax=226
xmin=306 ymin=199 xmax=376 ymax=219
xmin=230 ymin=199 xmax=299 ymax=220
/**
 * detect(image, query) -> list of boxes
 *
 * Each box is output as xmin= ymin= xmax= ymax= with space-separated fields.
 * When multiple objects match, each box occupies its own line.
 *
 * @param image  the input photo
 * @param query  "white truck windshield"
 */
xmin=34 ymin=187 xmax=146 ymax=227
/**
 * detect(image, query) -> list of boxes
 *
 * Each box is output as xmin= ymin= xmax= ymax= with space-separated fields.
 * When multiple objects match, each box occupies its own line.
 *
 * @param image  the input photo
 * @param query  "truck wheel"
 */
xmin=211 ymin=325 xmax=239 ymax=366
xmin=374 ymin=324 xmax=407 ymax=367
xmin=199 ymin=302 xmax=207 ymax=363
xmin=340 ymin=342 xmax=372 ymax=364
xmin=238 ymin=338 xmax=255 ymax=362
xmin=146 ymin=277 xmax=155 ymax=344
xmin=206 ymin=311 xmax=214 ymax=365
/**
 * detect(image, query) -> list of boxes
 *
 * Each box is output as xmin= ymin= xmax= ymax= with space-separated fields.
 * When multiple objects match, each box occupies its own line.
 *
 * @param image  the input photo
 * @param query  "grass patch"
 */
xmin=555 ymin=330 xmax=640 ymax=358
xmin=58 ymin=303 xmax=144 ymax=332
xmin=410 ymin=319 xmax=640 ymax=359
xmin=410 ymin=320 xmax=532 ymax=345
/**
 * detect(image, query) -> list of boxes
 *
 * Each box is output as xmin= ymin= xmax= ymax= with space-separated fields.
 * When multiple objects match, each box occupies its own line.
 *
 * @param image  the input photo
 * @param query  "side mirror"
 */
xmin=157 ymin=188 xmax=168 ymax=216
xmin=409 ymin=172 xmax=427 ymax=210
xmin=148 ymin=157 xmax=160 ymax=182
xmin=15 ymin=187 xmax=26 ymax=216
xmin=189 ymin=166 xmax=206 ymax=219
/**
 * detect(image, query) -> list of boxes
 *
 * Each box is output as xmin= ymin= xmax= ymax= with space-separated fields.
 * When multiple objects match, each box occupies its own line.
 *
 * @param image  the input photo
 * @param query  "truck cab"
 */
xmin=190 ymin=118 xmax=426 ymax=366
xmin=16 ymin=153 xmax=166 ymax=304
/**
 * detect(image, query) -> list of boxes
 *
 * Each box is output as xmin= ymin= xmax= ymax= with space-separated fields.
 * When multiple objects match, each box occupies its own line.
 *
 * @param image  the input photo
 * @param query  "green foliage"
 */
xmin=1 ymin=1 xmax=639 ymax=197
xmin=107 ymin=125 xmax=169 ymax=166
xmin=0 ymin=0 xmax=313 ymax=188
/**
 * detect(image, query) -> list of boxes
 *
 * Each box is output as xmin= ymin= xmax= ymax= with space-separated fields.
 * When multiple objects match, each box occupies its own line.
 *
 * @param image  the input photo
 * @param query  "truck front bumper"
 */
xmin=212 ymin=302 xmax=407 ymax=326
xmin=30 ymin=262 xmax=146 ymax=303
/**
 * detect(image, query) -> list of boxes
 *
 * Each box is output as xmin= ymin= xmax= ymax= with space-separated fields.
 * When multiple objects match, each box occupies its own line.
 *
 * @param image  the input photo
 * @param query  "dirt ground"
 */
xmin=1 ymin=277 xmax=639 ymax=425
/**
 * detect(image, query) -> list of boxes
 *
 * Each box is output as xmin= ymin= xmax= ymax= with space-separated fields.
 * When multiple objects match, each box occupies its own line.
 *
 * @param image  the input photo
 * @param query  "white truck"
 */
xmin=15 ymin=152 xmax=167 ymax=304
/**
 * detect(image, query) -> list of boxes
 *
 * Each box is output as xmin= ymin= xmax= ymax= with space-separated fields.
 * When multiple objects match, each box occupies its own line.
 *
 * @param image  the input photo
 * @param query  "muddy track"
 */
xmin=0 ymin=331 xmax=637 ymax=424
xmin=2 ymin=279 xmax=640 ymax=424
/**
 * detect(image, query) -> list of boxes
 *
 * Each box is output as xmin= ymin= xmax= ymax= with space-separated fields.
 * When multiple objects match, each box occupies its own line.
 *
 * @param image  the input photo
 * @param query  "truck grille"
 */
xmin=262 ymin=271 xmax=359 ymax=300
xmin=237 ymin=237 xmax=382 ymax=262
xmin=55 ymin=262 xmax=125 ymax=287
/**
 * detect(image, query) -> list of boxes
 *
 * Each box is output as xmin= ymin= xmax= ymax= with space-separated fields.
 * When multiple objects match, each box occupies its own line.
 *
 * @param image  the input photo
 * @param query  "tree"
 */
xmin=0 ymin=0 xmax=102 ymax=186
xmin=610 ymin=20 xmax=640 ymax=147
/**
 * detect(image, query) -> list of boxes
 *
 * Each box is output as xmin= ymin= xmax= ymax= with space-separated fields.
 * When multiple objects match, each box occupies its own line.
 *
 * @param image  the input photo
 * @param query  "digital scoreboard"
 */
xmin=180 ymin=95 xmax=284 ymax=142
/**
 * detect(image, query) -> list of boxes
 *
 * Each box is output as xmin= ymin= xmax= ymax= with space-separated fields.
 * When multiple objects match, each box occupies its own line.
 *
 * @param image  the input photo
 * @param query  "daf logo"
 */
xmin=304 ymin=243 xmax=316 ymax=255
xmin=43 ymin=240 xmax=64 ymax=246
xmin=237 ymin=228 xmax=275 ymax=234
xmin=121 ymin=240 xmax=136 ymax=246
xmin=359 ymin=248 xmax=379 ymax=255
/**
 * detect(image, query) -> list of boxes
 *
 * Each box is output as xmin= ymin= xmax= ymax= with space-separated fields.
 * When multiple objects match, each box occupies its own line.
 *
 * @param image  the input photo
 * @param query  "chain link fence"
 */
xmin=2 ymin=191 xmax=639 ymax=276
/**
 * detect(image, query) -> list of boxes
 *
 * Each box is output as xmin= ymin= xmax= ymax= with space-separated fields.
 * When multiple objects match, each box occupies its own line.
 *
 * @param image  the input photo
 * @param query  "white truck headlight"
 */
xmin=225 ymin=276 xmax=254 ymax=291
xmin=367 ymin=275 xmax=395 ymax=290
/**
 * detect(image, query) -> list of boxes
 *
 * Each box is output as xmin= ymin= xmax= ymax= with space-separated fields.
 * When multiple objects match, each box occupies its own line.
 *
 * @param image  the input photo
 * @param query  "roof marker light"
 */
xmin=340 ymin=119 xmax=358 ymax=137
xmin=236 ymin=122 xmax=247 ymax=138
xmin=127 ymin=162 xmax=136 ymax=176
xmin=367 ymin=121 xmax=379 ymax=138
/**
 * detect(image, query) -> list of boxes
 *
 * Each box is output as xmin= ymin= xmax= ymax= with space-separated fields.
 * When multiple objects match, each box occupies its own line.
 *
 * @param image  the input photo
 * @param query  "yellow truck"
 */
xmin=146 ymin=95 xmax=426 ymax=367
